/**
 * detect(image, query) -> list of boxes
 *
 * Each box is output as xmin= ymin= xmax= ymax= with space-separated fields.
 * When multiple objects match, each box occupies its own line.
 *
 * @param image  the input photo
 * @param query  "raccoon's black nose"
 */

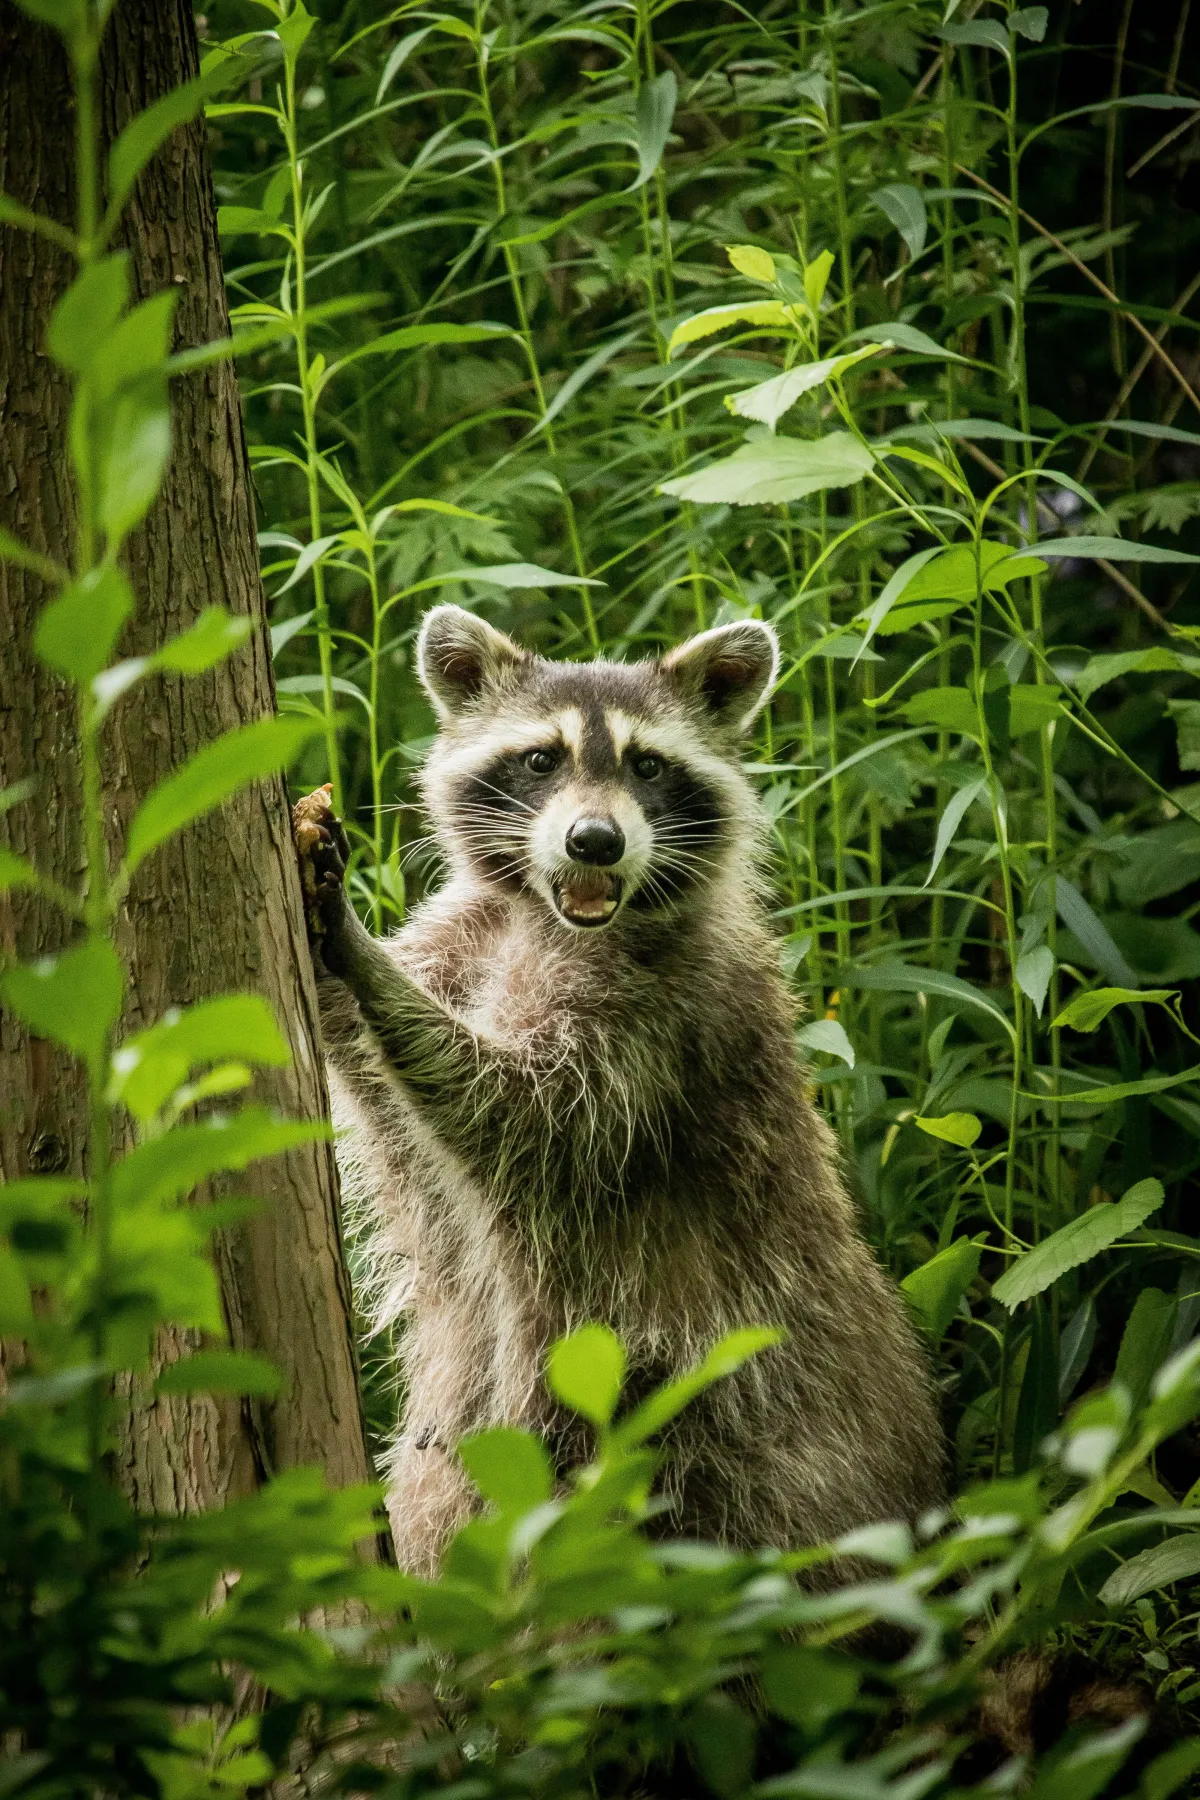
xmin=566 ymin=817 xmax=625 ymax=866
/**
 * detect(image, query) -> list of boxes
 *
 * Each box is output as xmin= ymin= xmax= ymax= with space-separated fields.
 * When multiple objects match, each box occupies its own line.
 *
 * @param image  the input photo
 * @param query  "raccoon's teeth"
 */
xmin=556 ymin=872 xmax=621 ymax=924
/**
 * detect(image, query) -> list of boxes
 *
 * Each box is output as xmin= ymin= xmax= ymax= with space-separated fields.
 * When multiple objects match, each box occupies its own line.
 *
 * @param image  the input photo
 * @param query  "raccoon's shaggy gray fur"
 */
xmin=293 ymin=605 xmax=945 ymax=1574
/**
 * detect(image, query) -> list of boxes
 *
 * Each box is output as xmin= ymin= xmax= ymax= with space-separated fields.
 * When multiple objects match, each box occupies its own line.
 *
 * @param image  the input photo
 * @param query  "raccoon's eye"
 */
xmin=632 ymin=752 xmax=664 ymax=782
xmin=524 ymin=747 xmax=560 ymax=775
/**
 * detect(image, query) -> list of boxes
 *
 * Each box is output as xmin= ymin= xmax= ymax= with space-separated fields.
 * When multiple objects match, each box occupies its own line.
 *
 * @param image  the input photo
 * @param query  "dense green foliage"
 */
xmin=5 ymin=0 xmax=1200 ymax=1793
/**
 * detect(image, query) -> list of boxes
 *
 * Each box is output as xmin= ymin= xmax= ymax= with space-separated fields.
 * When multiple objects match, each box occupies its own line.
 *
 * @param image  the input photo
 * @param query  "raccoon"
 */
xmin=292 ymin=604 xmax=945 ymax=1574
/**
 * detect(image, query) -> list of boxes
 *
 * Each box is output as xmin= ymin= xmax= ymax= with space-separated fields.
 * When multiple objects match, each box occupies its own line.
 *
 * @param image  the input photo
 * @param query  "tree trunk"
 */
xmin=0 ymin=0 xmax=375 ymax=1518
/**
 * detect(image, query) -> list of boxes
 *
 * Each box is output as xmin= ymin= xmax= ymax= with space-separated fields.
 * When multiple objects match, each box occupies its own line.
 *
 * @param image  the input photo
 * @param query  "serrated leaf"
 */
xmin=902 ymin=1236 xmax=982 ymax=1342
xmin=727 ymin=345 xmax=886 ymax=431
xmin=992 ymin=1180 xmax=1164 ymax=1310
xmin=124 ymin=716 xmax=322 ymax=874
xmin=660 ymin=432 xmax=874 ymax=507
xmin=667 ymin=301 xmax=795 ymax=357
xmin=915 ymin=1111 xmax=981 ymax=1147
xmin=1074 ymin=647 xmax=1200 ymax=703
xmin=458 ymin=1427 xmax=553 ymax=1511
xmin=33 ymin=566 xmax=134 ymax=683
xmin=546 ymin=1324 xmax=625 ymax=1426
xmin=1 ymin=939 xmax=123 ymax=1069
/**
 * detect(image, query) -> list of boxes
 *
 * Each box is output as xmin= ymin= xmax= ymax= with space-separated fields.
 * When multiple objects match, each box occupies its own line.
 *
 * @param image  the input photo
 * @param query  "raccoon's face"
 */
xmin=416 ymin=606 xmax=778 ymax=931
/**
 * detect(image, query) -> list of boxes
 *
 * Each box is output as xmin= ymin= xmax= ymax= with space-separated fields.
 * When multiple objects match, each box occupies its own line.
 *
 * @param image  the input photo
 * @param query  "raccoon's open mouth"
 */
xmin=553 ymin=870 xmax=622 ymax=927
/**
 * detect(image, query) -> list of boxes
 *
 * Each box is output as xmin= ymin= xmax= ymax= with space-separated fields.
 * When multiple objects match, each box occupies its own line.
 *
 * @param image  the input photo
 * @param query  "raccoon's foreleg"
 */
xmin=293 ymin=787 xmax=540 ymax=1172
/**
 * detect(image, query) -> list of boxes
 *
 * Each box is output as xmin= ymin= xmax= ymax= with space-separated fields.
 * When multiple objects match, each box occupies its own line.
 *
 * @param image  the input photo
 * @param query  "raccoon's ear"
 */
xmin=418 ymin=605 xmax=527 ymax=718
xmin=660 ymin=620 xmax=779 ymax=733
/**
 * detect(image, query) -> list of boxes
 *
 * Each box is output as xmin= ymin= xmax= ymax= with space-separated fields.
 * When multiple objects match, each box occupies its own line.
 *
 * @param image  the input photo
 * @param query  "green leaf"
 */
xmin=1139 ymin=1741 xmax=1200 ymax=1800
xmin=0 ymin=526 xmax=66 ymax=583
xmin=940 ymin=19 xmax=1012 ymax=56
xmin=110 ymin=994 xmax=291 ymax=1123
xmin=612 ymin=1327 xmax=782 ymax=1450
xmin=796 ymin=1019 xmax=855 ymax=1067
xmin=631 ymin=70 xmax=676 ymax=190
xmin=157 ymin=1349 xmax=283 ymax=1397
xmin=546 ymin=1324 xmax=625 ymax=1426
xmin=124 ymin=716 xmax=322 ymax=874
xmin=1053 ymin=986 xmax=1178 ymax=1033
xmin=725 ymin=243 xmax=776 ymax=283
xmin=0 ymin=849 xmax=39 ymax=894
xmin=0 ymin=1247 xmax=34 ymax=1335
xmin=107 ymin=74 xmax=215 ymax=223
xmin=1075 ymin=646 xmax=1200 ymax=703
xmin=726 ymin=345 xmax=886 ymax=431
xmin=47 ymin=255 xmax=130 ymax=373
xmin=902 ymin=540 xmax=1048 ymax=602
xmin=992 ymin=1179 xmax=1165 ymax=1311
xmin=1009 ymin=7 xmax=1049 ymax=42
xmin=97 ymin=376 xmax=172 ymax=544
xmin=1016 ymin=945 xmax=1055 ymax=1017
xmin=458 ymin=1427 xmax=553 ymax=1511
xmin=761 ymin=1646 xmax=860 ymax=1731
xmin=276 ymin=1 xmax=315 ymax=60
xmin=915 ymin=1111 xmax=981 ymax=1147
xmin=660 ymin=433 xmax=874 ymax=507
xmin=801 ymin=249 xmax=834 ymax=314
xmin=111 ymin=1108 xmax=328 ymax=1211
xmin=667 ymin=300 xmax=795 ymax=357
xmin=1 ymin=939 xmax=123 ymax=1069
xmin=900 ymin=683 xmax=1063 ymax=741
xmin=926 ymin=777 xmax=988 ymax=885
xmin=155 ymin=608 xmax=252 ymax=674
xmin=1115 ymin=1287 xmax=1177 ymax=1413
xmin=844 ymin=959 xmax=1016 ymax=1040
xmin=1055 ymin=878 xmax=1140 ymax=988
xmin=217 ymin=205 xmax=288 ymax=238
xmin=872 ymin=182 xmax=927 ymax=260
xmin=902 ymin=1236 xmax=983 ymax=1342
xmin=33 ymin=566 xmax=134 ymax=683
xmin=1010 ymin=536 xmax=1200 ymax=566
xmin=1100 ymin=1532 xmax=1200 ymax=1608
xmin=441 ymin=562 xmax=604 ymax=591
xmin=849 ymin=321 xmax=972 ymax=363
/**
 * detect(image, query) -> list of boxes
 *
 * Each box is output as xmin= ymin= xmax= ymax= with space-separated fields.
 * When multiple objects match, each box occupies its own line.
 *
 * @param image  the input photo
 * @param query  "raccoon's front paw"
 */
xmin=292 ymin=784 xmax=350 ymax=956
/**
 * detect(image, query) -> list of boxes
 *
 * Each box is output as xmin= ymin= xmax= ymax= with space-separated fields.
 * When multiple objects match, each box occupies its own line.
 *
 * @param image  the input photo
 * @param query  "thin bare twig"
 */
xmin=954 ymin=161 xmax=1200 ymax=421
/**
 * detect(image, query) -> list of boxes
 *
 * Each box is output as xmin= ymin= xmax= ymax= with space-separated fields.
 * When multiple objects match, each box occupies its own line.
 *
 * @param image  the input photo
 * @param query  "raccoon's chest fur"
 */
xmin=320 ymin=878 xmax=942 ymax=1572
xmin=332 ymin=880 xmax=794 ymax=1352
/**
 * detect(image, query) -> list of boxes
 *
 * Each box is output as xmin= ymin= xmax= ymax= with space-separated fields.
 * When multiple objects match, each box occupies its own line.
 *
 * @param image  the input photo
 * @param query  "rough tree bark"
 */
xmin=0 ymin=0 xmax=375 ymax=1517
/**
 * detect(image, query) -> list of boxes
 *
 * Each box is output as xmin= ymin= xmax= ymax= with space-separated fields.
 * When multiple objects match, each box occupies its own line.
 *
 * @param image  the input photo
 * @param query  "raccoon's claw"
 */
xmin=292 ymin=784 xmax=350 ymax=951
